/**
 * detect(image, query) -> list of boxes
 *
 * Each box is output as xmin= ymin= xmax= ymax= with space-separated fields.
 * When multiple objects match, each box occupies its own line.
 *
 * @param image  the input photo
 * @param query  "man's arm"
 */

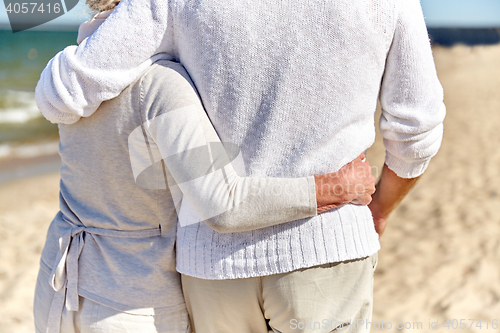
xmin=368 ymin=164 xmax=419 ymax=237
xmin=35 ymin=0 xmax=172 ymax=124
xmin=379 ymin=0 xmax=445 ymax=179
xmin=373 ymin=0 xmax=446 ymax=236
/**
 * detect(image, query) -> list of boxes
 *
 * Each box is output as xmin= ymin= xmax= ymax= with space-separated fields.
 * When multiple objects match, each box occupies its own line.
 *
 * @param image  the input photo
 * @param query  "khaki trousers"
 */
xmin=182 ymin=253 xmax=378 ymax=333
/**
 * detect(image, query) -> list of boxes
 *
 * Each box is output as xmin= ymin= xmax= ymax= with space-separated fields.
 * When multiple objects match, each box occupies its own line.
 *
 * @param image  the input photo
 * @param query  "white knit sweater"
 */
xmin=35 ymin=0 xmax=445 ymax=279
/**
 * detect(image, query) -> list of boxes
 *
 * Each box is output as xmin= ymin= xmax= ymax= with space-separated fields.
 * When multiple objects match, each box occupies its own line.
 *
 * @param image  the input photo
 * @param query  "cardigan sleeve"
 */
xmin=379 ymin=0 xmax=446 ymax=178
xmin=35 ymin=0 xmax=172 ymax=124
xmin=140 ymin=61 xmax=318 ymax=233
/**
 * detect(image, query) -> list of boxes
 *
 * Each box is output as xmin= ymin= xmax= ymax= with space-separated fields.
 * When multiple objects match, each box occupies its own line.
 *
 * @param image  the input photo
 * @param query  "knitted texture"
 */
xmin=35 ymin=0 xmax=445 ymax=279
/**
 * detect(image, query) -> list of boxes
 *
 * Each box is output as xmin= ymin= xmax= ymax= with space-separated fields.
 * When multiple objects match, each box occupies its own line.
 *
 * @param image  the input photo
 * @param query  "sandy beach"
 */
xmin=1 ymin=44 xmax=499 ymax=332
xmin=370 ymin=44 xmax=500 ymax=331
xmin=0 ymin=171 xmax=60 ymax=333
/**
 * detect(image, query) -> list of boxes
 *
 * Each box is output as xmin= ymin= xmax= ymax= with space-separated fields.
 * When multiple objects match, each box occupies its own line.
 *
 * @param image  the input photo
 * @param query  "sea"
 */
xmin=0 ymin=28 xmax=499 ymax=161
xmin=0 ymin=29 xmax=78 ymax=160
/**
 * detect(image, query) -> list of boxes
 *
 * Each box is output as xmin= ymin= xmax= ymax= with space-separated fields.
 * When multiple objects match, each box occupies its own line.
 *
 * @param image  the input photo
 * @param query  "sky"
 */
xmin=1 ymin=0 xmax=500 ymax=31
xmin=421 ymin=0 xmax=500 ymax=28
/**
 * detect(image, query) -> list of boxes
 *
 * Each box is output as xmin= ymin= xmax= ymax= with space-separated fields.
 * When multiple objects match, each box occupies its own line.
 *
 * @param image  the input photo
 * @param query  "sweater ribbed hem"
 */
xmin=176 ymin=204 xmax=380 ymax=280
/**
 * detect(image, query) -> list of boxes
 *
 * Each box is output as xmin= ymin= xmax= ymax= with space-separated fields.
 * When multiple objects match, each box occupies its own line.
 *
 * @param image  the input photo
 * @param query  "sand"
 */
xmin=0 ymin=172 xmax=60 ymax=332
xmin=1 ymin=44 xmax=499 ymax=332
xmin=369 ymin=44 xmax=500 ymax=331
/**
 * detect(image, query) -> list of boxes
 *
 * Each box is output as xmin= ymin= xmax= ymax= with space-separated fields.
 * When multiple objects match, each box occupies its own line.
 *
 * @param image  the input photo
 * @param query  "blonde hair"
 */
xmin=86 ymin=0 xmax=120 ymax=12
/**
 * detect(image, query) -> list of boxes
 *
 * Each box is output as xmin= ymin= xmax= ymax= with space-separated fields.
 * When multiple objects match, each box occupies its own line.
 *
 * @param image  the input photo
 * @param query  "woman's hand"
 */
xmin=314 ymin=153 xmax=376 ymax=213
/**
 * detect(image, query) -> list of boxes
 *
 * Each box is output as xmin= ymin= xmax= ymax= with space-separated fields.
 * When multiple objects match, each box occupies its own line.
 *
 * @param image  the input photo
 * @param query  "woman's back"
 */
xmin=58 ymin=67 xmax=173 ymax=231
xmin=40 ymin=62 xmax=192 ymax=315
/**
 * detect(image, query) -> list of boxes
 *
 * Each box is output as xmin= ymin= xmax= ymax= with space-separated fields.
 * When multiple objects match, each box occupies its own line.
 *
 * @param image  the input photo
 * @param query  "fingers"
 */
xmin=316 ymin=152 xmax=376 ymax=208
xmin=351 ymin=194 xmax=373 ymax=206
xmin=373 ymin=219 xmax=387 ymax=238
xmin=353 ymin=154 xmax=370 ymax=168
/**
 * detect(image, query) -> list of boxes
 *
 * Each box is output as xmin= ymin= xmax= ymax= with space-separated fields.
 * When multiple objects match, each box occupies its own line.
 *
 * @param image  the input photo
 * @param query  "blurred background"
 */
xmin=1 ymin=0 xmax=499 ymax=332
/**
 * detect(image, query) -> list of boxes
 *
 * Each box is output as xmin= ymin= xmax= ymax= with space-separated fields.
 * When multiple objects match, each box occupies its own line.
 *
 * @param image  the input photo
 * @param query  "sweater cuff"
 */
xmin=306 ymin=175 xmax=318 ymax=217
xmin=384 ymin=151 xmax=431 ymax=179
xmin=37 ymin=99 xmax=81 ymax=124
xmin=35 ymin=79 xmax=82 ymax=125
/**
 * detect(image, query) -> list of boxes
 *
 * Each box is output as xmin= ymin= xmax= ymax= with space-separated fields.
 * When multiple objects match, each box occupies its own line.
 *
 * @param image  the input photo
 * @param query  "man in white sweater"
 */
xmin=35 ymin=0 xmax=445 ymax=331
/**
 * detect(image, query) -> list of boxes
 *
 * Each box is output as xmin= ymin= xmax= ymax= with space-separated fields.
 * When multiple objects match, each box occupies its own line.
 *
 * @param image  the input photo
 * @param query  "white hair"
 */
xmin=86 ymin=0 xmax=120 ymax=12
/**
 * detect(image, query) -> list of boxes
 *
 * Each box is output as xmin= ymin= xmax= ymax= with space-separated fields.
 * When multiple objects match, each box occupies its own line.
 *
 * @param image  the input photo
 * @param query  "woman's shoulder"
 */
xmin=137 ymin=59 xmax=202 ymax=120
xmin=140 ymin=59 xmax=194 ymax=92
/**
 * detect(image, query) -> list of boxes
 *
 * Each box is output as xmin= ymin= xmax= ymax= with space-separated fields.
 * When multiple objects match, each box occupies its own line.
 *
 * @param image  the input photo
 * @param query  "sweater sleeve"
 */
xmin=379 ymin=0 xmax=446 ymax=178
xmin=141 ymin=61 xmax=318 ymax=233
xmin=35 ymin=0 xmax=172 ymax=124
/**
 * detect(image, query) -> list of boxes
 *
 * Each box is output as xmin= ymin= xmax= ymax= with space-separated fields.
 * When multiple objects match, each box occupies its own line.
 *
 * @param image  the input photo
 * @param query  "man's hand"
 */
xmin=314 ymin=153 xmax=376 ymax=213
xmin=368 ymin=164 xmax=420 ymax=237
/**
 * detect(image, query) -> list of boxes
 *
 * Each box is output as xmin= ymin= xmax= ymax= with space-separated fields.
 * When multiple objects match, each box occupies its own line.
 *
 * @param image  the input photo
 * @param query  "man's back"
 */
xmin=172 ymin=0 xmax=443 ymax=279
xmin=177 ymin=0 xmax=395 ymax=178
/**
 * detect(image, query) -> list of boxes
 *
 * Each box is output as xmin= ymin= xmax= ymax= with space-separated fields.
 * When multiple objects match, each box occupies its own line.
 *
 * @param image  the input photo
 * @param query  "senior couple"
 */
xmin=33 ymin=0 xmax=445 ymax=332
